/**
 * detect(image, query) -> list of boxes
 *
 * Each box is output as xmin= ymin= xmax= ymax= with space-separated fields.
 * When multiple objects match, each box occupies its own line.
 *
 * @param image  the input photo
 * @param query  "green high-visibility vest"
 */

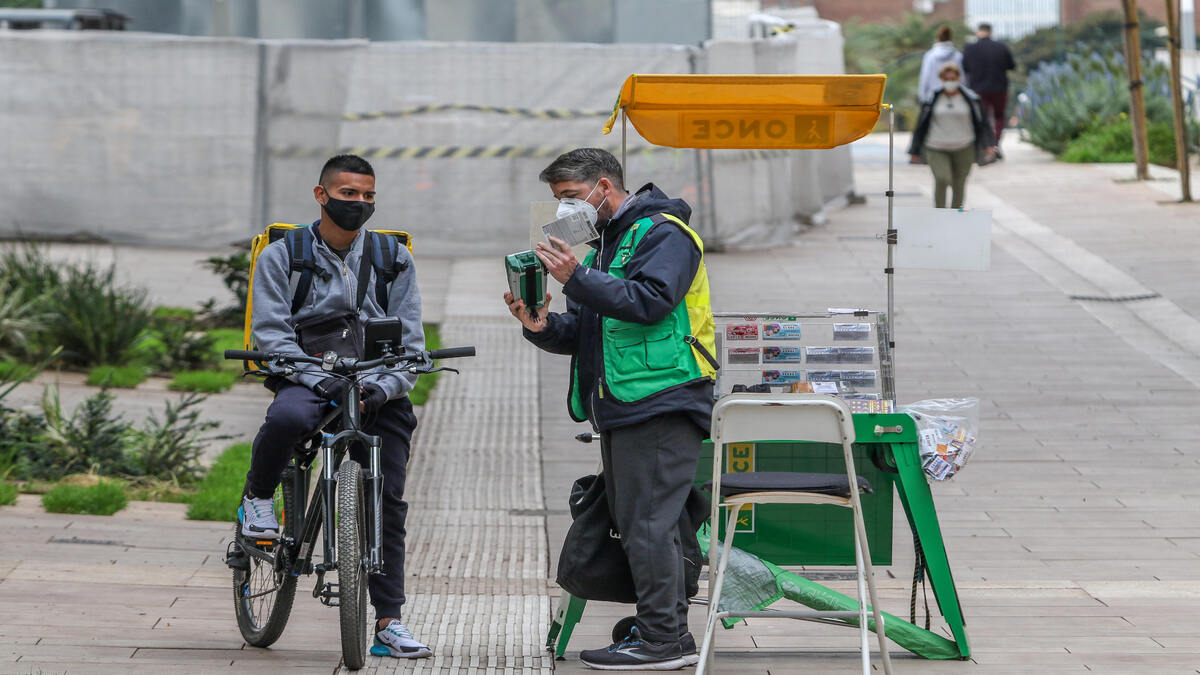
xmin=568 ymin=214 xmax=717 ymax=422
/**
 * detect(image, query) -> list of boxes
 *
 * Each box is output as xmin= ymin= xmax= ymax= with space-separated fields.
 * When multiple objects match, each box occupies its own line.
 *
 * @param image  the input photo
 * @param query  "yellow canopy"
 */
xmin=602 ymin=74 xmax=886 ymax=150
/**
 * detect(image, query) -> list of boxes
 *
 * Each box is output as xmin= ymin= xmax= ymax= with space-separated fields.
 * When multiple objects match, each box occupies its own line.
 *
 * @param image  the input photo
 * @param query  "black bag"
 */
xmin=555 ymin=473 xmax=710 ymax=604
xmin=556 ymin=474 xmax=637 ymax=603
xmin=295 ymin=312 xmax=364 ymax=360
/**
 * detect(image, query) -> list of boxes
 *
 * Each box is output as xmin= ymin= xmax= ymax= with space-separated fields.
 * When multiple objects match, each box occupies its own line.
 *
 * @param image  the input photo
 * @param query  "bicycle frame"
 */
xmin=240 ymin=390 xmax=385 ymax=606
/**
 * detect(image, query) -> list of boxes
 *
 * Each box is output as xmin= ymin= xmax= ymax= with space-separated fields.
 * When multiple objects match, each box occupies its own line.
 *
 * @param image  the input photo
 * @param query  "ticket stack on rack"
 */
xmin=712 ymin=312 xmax=895 ymax=412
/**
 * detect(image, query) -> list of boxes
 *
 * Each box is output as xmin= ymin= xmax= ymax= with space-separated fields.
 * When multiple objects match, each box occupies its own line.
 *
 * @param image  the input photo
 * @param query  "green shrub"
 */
xmin=187 ymin=443 xmax=251 ymax=521
xmin=0 ymin=278 xmax=48 ymax=361
xmin=0 ymin=482 xmax=15 ymax=506
xmin=42 ymin=479 xmax=128 ymax=515
xmin=208 ymin=328 xmax=245 ymax=371
xmin=131 ymin=392 xmax=227 ymax=484
xmin=200 ymin=252 xmax=250 ymax=329
xmin=409 ymin=324 xmax=441 ymax=407
xmin=86 ymin=364 xmax=148 ymax=388
xmin=37 ymin=386 xmax=135 ymax=479
xmin=1019 ymin=49 xmax=1199 ymax=160
xmin=1060 ymin=116 xmax=1180 ymax=166
xmin=152 ymin=306 xmax=196 ymax=323
xmin=0 ymin=361 xmax=30 ymax=381
xmin=48 ymin=263 xmax=151 ymax=367
xmin=169 ymin=369 xmax=237 ymax=393
xmin=0 ymin=244 xmax=62 ymax=307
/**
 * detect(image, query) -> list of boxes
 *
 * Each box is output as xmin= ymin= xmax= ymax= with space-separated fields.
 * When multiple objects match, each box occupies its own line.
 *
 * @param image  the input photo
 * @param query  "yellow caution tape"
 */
xmin=269 ymin=144 xmax=675 ymax=160
xmin=322 ymin=104 xmax=610 ymax=122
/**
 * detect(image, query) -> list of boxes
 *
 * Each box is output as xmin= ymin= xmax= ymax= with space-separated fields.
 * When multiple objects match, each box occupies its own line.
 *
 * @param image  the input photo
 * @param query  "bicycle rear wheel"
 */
xmin=234 ymin=465 xmax=299 ymax=647
xmin=337 ymin=460 xmax=369 ymax=670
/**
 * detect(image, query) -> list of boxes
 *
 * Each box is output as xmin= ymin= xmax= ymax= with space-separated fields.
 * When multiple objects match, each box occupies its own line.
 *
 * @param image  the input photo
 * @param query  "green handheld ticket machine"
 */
xmin=504 ymin=250 xmax=546 ymax=317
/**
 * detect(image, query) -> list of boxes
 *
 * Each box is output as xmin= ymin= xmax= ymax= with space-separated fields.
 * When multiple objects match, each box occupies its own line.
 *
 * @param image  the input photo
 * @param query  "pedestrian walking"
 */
xmin=918 ymin=25 xmax=962 ymax=104
xmin=908 ymin=63 xmax=997 ymax=209
xmin=503 ymin=148 xmax=717 ymax=670
xmin=962 ymin=22 xmax=1016 ymax=152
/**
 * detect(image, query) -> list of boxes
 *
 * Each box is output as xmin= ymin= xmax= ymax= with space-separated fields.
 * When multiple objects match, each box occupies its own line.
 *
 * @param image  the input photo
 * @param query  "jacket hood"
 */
xmin=590 ymin=183 xmax=691 ymax=247
xmin=929 ymin=41 xmax=957 ymax=57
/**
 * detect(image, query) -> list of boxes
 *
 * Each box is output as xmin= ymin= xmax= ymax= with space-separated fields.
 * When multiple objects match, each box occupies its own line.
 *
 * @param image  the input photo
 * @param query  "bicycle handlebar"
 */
xmin=225 ymin=345 xmax=475 ymax=374
xmin=428 ymin=346 xmax=476 ymax=360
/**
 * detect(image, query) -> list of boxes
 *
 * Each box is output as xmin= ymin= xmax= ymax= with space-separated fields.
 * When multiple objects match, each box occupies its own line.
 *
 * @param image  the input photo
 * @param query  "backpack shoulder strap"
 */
xmin=372 ymin=231 xmax=398 ymax=311
xmin=285 ymin=226 xmax=330 ymax=315
xmin=355 ymin=230 xmax=376 ymax=312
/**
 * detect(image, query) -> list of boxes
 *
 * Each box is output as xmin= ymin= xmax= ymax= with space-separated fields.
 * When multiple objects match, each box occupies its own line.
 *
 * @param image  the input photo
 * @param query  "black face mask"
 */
xmin=321 ymin=190 xmax=375 ymax=231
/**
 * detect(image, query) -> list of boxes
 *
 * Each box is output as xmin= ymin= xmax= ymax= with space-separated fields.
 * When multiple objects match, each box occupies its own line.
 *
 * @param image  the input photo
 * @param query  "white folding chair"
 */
xmin=697 ymin=393 xmax=893 ymax=675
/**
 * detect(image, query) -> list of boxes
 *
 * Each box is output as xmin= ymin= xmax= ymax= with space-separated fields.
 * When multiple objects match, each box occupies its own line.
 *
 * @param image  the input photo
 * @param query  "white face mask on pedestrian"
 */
xmin=942 ymin=80 xmax=960 ymax=93
xmin=556 ymin=182 xmax=607 ymax=227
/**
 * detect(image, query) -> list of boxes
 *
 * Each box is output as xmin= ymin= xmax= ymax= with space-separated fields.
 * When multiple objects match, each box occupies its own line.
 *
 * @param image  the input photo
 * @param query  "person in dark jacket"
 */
xmin=908 ymin=63 xmax=997 ymax=209
xmin=962 ymin=22 xmax=1016 ymax=150
xmin=503 ymin=148 xmax=717 ymax=671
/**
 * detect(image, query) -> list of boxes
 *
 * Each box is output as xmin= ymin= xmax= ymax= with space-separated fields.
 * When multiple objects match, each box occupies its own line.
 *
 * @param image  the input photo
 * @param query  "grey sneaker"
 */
xmin=240 ymin=495 xmax=279 ymax=539
xmin=371 ymin=620 xmax=432 ymax=659
xmin=680 ymin=632 xmax=698 ymax=666
xmin=579 ymin=626 xmax=687 ymax=670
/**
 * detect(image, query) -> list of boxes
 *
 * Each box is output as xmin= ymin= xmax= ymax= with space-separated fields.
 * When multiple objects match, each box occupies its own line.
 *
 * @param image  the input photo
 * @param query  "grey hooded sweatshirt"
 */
xmin=250 ymin=224 xmax=424 ymax=400
xmin=918 ymin=41 xmax=963 ymax=103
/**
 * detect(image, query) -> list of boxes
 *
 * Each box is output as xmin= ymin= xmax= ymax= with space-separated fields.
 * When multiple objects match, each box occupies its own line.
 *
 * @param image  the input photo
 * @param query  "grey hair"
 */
xmin=539 ymin=148 xmax=625 ymax=191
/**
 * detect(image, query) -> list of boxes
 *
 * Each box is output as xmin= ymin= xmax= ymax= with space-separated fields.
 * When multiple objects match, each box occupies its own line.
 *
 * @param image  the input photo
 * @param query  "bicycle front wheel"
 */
xmin=233 ymin=465 xmax=299 ymax=647
xmin=337 ymin=460 xmax=369 ymax=670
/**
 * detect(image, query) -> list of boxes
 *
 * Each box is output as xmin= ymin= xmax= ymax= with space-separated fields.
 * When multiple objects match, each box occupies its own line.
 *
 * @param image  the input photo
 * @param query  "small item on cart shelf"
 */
xmin=901 ymin=398 xmax=981 ymax=481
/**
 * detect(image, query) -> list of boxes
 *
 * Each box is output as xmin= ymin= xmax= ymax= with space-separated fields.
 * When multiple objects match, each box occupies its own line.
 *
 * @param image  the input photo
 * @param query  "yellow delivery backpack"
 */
xmin=242 ymin=223 xmax=413 ymax=372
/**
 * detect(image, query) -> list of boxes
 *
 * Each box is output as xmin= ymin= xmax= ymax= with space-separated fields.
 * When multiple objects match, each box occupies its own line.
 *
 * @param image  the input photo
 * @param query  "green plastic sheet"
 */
xmin=698 ymin=530 xmax=961 ymax=660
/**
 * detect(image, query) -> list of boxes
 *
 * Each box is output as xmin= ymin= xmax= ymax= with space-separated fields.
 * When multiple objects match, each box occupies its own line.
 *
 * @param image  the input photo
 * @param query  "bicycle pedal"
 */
xmin=224 ymin=547 xmax=250 ymax=572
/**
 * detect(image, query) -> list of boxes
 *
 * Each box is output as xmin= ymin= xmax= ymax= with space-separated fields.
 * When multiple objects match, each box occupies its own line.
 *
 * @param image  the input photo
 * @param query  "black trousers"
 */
xmin=245 ymin=382 xmax=417 ymax=619
xmin=601 ymin=412 xmax=705 ymax=644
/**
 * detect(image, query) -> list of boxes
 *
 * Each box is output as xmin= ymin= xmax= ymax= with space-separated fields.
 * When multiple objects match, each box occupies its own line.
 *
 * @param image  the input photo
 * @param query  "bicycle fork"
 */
xmin=366 ymin=437 xmax=384 ymax=573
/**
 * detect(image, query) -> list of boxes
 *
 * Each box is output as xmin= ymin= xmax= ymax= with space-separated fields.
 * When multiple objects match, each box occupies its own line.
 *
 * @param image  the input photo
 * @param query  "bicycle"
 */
xmin=222 ymin=334 xmax=475 ymax=669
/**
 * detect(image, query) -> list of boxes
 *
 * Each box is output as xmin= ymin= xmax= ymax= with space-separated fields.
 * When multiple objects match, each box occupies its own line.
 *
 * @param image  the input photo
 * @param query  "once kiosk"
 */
xmin=545 ymin=74 xmax=970 ymax=662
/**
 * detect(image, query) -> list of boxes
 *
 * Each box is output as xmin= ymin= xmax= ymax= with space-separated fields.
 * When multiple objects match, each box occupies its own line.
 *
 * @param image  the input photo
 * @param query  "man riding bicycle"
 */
xmin=241 ymin=154 xmax=431 ymax=659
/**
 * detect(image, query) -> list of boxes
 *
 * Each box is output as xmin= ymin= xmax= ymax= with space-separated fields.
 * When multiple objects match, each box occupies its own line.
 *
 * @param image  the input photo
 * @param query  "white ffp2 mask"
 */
xmin=556 ymin=182 xmax=606 ymax=227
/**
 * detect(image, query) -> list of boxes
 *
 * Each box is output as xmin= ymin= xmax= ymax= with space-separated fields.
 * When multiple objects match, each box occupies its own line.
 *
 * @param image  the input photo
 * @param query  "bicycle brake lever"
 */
xmin=423 ymin=366 xmax=459 ymax=375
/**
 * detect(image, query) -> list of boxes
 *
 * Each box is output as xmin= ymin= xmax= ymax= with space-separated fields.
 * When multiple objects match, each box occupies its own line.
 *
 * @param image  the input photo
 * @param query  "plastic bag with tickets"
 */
xmin=900 ymin=398 xmax=980 ymax=481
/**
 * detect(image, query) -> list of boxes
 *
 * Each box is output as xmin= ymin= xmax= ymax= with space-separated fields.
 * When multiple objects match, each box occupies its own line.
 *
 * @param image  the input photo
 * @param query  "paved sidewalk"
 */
xmin=4 ymin=135 xmax=1200 ymax=673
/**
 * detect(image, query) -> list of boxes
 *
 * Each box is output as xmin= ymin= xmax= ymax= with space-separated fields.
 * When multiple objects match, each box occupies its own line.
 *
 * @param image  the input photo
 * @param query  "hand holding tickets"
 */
xmin=535 ymin=236 xmax=579 ymax=284
xmin=541 ymin=209 xmax=598 ymax=248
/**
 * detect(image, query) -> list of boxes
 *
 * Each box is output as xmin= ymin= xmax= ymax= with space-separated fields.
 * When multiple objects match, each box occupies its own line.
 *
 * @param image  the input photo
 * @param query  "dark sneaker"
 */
xmin=679 ymin=632 xmax=698 ymax=666
xmin=579 ymin=627 xmax=688 ymax=671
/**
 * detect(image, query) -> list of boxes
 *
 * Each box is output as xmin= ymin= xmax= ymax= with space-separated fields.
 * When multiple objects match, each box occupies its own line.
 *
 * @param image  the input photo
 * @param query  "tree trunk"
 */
xmin=1122 ymin=0 xmax=1152 ymax=181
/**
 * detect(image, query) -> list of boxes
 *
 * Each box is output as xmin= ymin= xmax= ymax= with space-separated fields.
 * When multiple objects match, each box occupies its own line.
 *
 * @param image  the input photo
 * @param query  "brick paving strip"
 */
xmin=356 ymin=316 xmax=551 ymax=674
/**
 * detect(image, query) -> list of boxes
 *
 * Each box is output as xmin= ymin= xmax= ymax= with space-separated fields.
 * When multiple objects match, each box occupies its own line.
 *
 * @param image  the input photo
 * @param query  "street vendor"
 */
xmin=503 ymin=147 xmax=718 ymax=671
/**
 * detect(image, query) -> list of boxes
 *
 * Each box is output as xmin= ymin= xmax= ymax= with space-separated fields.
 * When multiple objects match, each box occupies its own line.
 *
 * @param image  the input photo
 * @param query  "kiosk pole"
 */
xmin=621 ymin=109 xmax=628 ymax=177
xmin=885 ymin=104 xmax=896 ymax=353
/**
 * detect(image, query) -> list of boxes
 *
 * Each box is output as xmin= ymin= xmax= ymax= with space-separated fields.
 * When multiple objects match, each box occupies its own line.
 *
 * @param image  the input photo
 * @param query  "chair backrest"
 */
xmin=711 ymin=393 xmax=856 ymax=446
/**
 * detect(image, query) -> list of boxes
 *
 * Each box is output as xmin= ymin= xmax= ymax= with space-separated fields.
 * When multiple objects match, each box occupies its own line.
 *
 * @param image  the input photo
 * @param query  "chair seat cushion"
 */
xmin=707 ymin=472 xmax=872 ymax=499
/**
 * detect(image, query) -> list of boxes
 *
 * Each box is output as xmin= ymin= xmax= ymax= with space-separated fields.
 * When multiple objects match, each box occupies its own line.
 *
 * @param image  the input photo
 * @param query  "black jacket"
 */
xmin=962 ymin=37 xmax=1015 ymax=93
xmin=524 ymin=183 xmax=714 ymax=434
xmin=907 ymin=87 xmax=996 ymax=160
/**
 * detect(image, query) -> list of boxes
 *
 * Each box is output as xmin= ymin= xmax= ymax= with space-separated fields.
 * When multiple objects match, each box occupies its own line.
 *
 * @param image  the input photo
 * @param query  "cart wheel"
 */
xmin=612 ymin=616 xmax=638 ymax=643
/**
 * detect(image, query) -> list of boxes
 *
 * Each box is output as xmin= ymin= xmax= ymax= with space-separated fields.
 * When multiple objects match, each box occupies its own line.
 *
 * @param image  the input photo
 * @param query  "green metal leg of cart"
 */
xmin=546 ymin=592 xmax=587 ymax=659
xmin=890 ymin=440 xmax=972 ymax=659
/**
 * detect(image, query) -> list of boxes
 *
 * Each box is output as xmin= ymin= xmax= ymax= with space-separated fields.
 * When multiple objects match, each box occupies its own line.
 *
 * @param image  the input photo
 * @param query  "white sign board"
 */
xmin=894 ymin=207 xmax=992 ymax=271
